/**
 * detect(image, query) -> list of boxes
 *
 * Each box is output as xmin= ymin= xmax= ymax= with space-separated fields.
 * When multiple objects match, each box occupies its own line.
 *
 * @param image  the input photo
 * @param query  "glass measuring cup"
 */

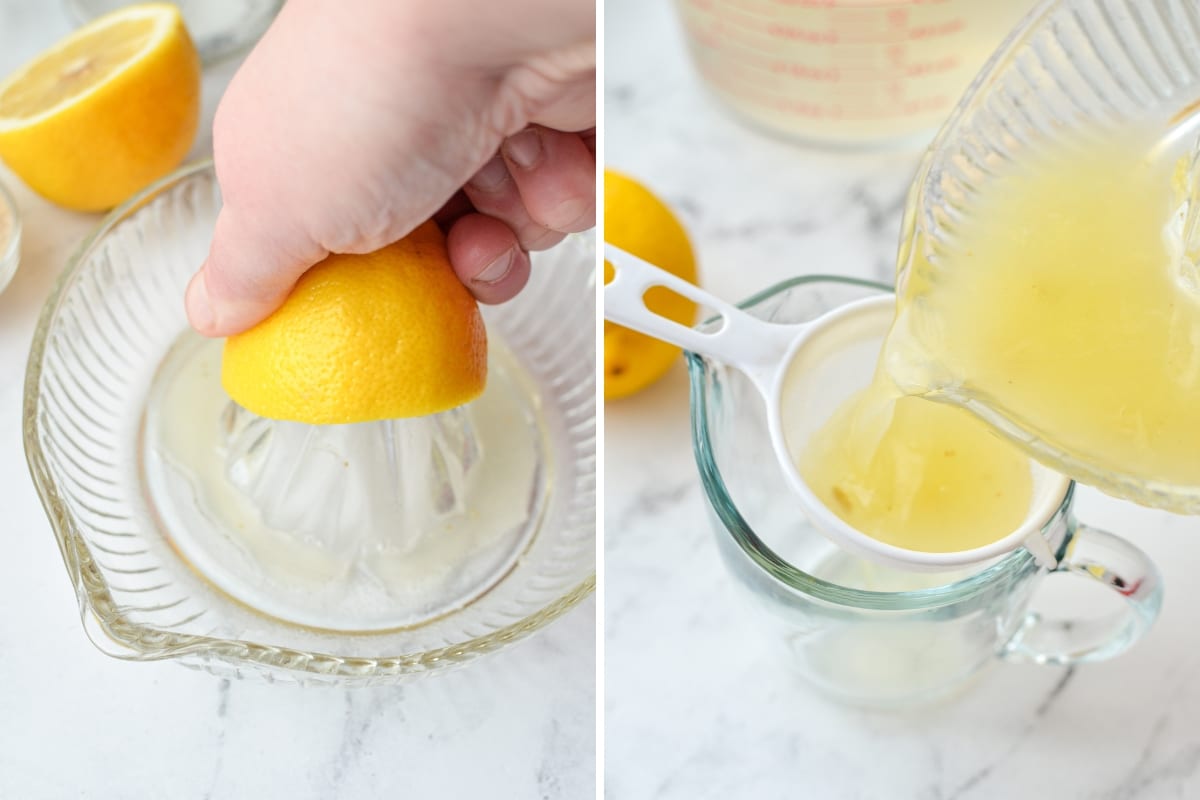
xmin=691 ymin=276 xmax=1162 ymax=706
xmin=605 ymin=244 xmax=1067 ymax=570
xmin=890 ymin=0 xmax=1200 ymax=512
xmin=673 ymin=0 xmax=1036 ymax=146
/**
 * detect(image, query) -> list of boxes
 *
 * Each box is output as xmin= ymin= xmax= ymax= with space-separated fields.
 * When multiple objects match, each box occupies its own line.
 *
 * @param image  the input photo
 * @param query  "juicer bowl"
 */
xmin=23 ymin=161 xmax=595 ymax=684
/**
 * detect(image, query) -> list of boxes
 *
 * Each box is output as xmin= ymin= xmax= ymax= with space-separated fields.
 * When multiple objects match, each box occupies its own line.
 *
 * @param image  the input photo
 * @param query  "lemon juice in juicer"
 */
xmin=9 ymin=4 xmax=593 ymax=679
xmin=144 ymin=222 xmax=553 ymax=631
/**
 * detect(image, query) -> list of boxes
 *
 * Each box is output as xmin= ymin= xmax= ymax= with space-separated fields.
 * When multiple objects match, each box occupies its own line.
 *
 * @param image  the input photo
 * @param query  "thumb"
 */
xmin=186 ymin=207 xmax=324 ymax=337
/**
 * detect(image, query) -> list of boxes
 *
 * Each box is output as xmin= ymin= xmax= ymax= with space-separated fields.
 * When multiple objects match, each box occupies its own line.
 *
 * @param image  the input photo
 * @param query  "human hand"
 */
xmin=186 ymin=0 xmax=595 ymax=337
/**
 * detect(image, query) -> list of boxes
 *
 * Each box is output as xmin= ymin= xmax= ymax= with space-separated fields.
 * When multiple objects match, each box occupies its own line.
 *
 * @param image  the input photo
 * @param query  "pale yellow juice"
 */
xmin=799 ymin=371 xmax=1033 ymax=553
xmin=889 ymin=131 xmax=1199 ymax=488
xmin=800 ymin=126 xmax=1190 ymax=552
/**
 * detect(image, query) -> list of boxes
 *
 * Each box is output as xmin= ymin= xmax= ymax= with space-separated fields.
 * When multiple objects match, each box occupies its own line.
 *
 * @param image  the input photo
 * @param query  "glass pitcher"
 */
xmin=889 ymin=0 xmax=1200 ymax=512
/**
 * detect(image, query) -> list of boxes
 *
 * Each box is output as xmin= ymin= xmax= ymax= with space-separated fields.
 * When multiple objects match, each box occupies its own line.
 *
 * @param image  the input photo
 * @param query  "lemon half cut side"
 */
xmin=0 ymin=3 xmax=201 ymax=211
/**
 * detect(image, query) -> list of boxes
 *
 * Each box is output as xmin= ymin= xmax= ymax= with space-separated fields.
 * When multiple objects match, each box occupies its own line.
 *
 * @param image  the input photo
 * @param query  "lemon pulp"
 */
xmin=0 ymin=18 xmax=155 ymax=118
xmin=0 ymin=3 xmax=200 ymax=211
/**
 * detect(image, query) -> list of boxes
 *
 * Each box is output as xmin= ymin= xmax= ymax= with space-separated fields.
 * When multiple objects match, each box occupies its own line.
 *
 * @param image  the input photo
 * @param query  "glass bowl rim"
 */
xmin=686 ymin=273 xmax=1072 ymax=611
xmin=21 ymin=158 xmax=595 ymax=675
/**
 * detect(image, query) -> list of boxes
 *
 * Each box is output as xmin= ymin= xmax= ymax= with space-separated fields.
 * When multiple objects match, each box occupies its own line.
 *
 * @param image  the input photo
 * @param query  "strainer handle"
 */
xmin=1001 ymin=520 xmax=1162 ymax=665
xmin=604 ymin=244 xmax=798 ymax=390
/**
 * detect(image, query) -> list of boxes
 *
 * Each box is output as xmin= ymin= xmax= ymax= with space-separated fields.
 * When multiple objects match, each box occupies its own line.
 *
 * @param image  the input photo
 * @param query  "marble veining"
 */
xmin=605 ymin=0 xmax=1200 ymax=798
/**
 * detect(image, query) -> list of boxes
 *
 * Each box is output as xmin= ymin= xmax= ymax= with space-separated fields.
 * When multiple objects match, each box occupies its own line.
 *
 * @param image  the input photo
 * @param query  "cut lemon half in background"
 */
xmin=222 ymin=221 xmax=489 ymax=425
xmin=0 ymin=3 xmax=201 ymax=212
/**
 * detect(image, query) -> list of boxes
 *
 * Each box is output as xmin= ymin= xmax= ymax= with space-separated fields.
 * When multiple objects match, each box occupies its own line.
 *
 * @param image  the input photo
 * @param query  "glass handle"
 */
xmin=1001 ymin=520 xmax=1163 ymax=665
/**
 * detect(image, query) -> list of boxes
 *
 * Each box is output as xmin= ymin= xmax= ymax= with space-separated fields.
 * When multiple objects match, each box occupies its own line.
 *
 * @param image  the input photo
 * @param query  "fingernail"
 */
xmin=503 ymin=128 xmax=544 ymax=170
xmin=552 ymin=197 xmax=594 ymax=232
xmin=468 ymin=156 xmax=509 ymax=192
xmin=473 ymin=248 xmax=516 ymax=285
xmin=187 ymin=272 xmax=217 ymax=334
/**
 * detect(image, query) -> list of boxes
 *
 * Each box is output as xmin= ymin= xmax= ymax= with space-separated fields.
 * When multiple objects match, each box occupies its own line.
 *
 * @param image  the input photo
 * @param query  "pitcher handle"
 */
xmin=1002 ymin=520 xmax=1162 ymax=665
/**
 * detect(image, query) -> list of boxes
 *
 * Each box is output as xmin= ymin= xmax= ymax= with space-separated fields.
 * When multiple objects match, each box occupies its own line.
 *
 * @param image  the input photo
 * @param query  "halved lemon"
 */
xmin=222 ymin=221 xmax=489 ymax=425
xmin=0 ymin=3 xmax=201 ymax=212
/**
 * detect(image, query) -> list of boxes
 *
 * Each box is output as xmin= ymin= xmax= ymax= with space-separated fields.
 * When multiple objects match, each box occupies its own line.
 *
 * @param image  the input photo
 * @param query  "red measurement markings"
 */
xmin=693 ymin=28 xmax=963 ymax=84
xmin=903 ymin=53 xmax=960 ymax=75
xmin=690 ymin=4 xmax=969 ymax=46
xmin=726 ymin=0 xmax=781 ymax=15
xmin=698 ymin=60 xmax=952 ymax=119
xmin=768 ymin=62 xmax=841 ymax=80
xmin=693 ymin=4 xmax=769 ymax=33
xmin=764 ymin=61 xmax=959 ymax=82
xmin=764 ymin=23 xmax=840 ymax=43
xmin=826 ymin=24 xmax=966 ymax=44
xmin=910 ymin=18 xmax=965 ymax=38
xmin=836 ymin=93 xmax=951 ymax=117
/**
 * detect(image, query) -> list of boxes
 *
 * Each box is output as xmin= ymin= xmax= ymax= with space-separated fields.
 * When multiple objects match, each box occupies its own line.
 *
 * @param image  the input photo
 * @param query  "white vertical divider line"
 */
xmin=594 ymin=0 xmax=606 ymax=794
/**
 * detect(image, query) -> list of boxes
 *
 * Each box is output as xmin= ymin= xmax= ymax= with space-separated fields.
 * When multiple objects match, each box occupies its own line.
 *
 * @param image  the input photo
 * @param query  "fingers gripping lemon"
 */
xmin=222 ymin=222 xmax=488 ymax=425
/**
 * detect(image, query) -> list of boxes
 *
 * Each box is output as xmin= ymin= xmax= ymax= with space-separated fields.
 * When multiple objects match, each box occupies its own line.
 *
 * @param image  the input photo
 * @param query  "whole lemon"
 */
xmin=222 ymin=221 xmax=487 ymax=425
xmin=604 ymin=169 xmax=698 ymax=399
xmin=0 ymin=4 xmax=201 ymax=212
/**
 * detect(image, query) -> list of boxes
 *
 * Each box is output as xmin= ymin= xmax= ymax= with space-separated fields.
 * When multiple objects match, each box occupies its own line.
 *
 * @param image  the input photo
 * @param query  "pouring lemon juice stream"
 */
xmin=800 ymin=125 xmax=1194 ymax=553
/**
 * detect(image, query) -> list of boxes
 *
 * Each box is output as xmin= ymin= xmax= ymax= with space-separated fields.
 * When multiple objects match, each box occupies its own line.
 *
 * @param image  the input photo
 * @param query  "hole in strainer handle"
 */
xmin=603 ymin=244 xmax=797 ymax=390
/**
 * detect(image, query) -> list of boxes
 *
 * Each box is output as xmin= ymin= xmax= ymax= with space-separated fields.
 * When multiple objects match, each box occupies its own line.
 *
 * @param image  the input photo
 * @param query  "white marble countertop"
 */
xmin=604 ymin=1 xmax=1200 ymax=798
xmin=0 ymin=3 xmax=594 ymax=797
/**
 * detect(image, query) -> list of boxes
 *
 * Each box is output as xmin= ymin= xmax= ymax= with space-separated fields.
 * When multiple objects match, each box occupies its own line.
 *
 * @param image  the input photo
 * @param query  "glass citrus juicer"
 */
xmin=24 ymin=161 xmax=595 ymax=683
